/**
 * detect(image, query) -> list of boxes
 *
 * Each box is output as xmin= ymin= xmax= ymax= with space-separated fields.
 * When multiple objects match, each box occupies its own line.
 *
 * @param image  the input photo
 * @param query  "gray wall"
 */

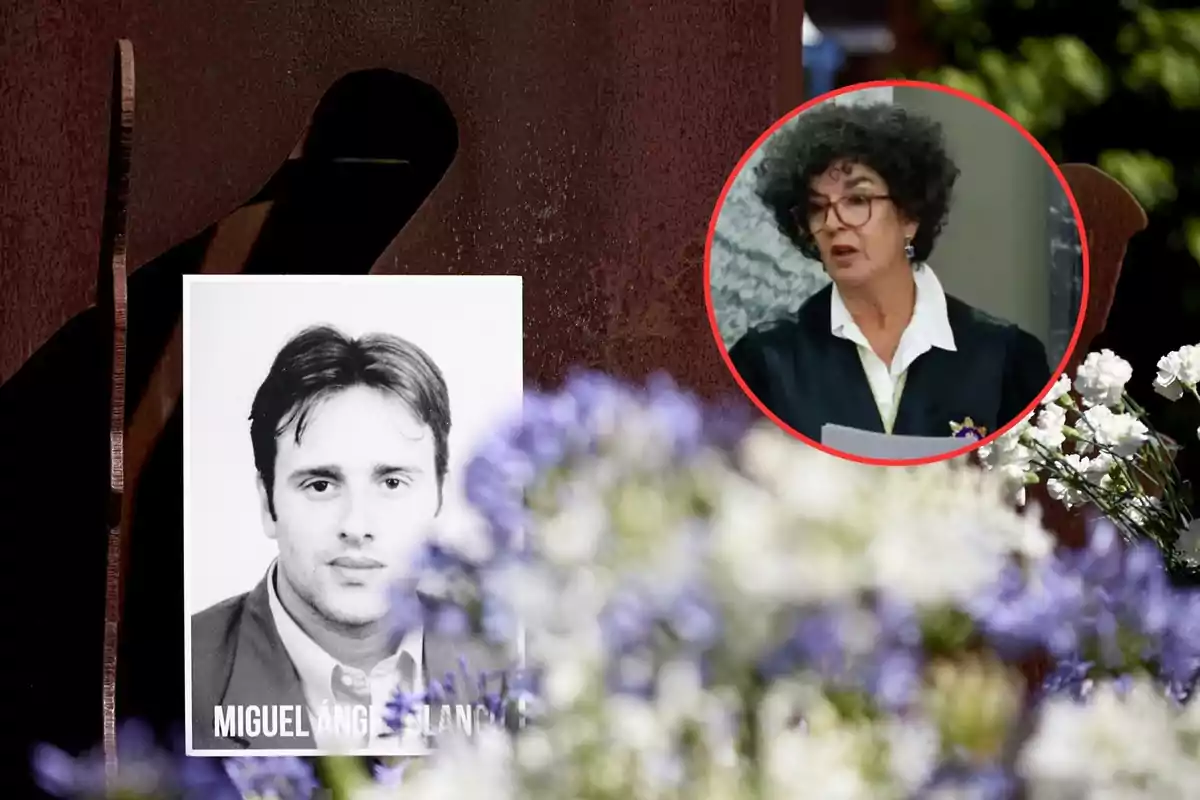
xmin=710 ymin=85 xmax=1081 ymax=368
xmin=709 ymin=88 xmax=886 ymax=348
xmin=892 ymin=85 xmax=1054 ymax=356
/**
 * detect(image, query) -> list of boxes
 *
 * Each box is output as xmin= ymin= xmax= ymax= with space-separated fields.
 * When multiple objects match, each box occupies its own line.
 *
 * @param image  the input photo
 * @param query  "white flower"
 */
xmin=542 ymin=657 xmax=593 ymax=709
xmin=761 ymin=683 xmax=940 ymax=799
xmin=352 ymin=785 xmax=404 ymax=800
xmin=1026 ymin=403 xmax=1067 ymax=452
xmin=765 ymin=721 xmax=880 ymax=800
xmin=1071 ymin=451 xmax=1115 ymax=481
xmin=867 ymin=491 xmax=1015 ymax=607
xmin=1045 ymin=453 xmax=1114 ymax=508
xmin=712 ymin=426 xmax=1052 ymax=609
xmin=883 ymin=718 xmax=943 ymax=794
xmin=654 ymin=660 xmax=705 ymax=729
xmin=986 ymin=411 xmax=1034 ymax=452
xmin=977 ymin=414 xmax=1037 ymax=505
xmin=1018 ymin=678 xmax=1194 ymax=798
xmin=1180 ymin=345 xmax=1200 ymax=385
xmin=605 ymin=694 xmax=672 ymax=754
xmin=1074 ymin=349 xmax=1133 ymax=407
xmin=1125 ymin=494 xmax=1160 ymax=528
xmin=1079 ymin=405 xmax=1149 ymax=458
xmin=738 ymin=426 xmax=869 ymax=521
xmin=1176 ymin=687 xmax=1200 ymax=746
xmin=863 ymin=464 xmax=1053 ymax=602
xmin=1042 ymin=373 xmax=1072 ymax=405
xmin=535 ymin=485 xmax=609 ymax=566
xmin=1155 ymin=352 xmax=1187 ymax=401
xmin=366 ymin=727 xmax=517 ymax=800
xmin=1155 ymin=344 xmax=1200 ymax=401
xmin=514 ymin=729 xmax=556 ymax=773
xmin=425 ymin=506 xmax=496 ymax=564
xmin=1044 ymin=477 xmax=1081 ymax=508
xmin=981 ymin=436 xmax=1032 ymax=470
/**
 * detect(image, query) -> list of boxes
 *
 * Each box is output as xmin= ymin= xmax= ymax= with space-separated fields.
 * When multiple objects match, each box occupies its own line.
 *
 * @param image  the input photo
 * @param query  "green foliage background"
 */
xmin=899 ymin=0 xmax=1200 ymax=515
xmin=906 ymin=0 xmax=1199 ymax=261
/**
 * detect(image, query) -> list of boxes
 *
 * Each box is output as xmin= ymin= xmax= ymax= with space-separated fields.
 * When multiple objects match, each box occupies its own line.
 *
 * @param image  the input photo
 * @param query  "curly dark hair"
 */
xmin=755 ymin=101 xmax=960 ymax=263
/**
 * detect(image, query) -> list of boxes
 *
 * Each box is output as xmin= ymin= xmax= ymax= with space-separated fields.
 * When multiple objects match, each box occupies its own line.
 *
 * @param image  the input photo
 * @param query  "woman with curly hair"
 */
xmin=728 ymin=99 xmax=1051 ymax=446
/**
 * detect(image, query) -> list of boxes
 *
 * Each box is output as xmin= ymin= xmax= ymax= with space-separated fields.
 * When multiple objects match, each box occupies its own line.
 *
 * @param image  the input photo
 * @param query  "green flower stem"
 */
xmin=922 ymin=607 xmax=978 ymax=657
xmin=1030 ymin=440 xmax=1173 ymax=550
xmin=1124 ymin=392 xmax=1188 ymax=467
xmin=1068 ymin=404 xmax=1161 ymax=510
xmin=1030 ymin=394 xmax=1194 ymax=551
xmin=924 ymin=657 xmax=1023 ymax=764
xmin=736 ymin=673 xmax=765 ymax=798
xmin=316 ymin=756 xmax=372 ymax=800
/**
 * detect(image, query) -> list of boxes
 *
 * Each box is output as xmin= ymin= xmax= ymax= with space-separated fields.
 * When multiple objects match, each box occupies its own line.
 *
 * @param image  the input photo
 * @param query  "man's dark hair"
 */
xmin=756 ymin=101 xmax=961 ymax=263
xmin=249 ymin=325 xmax=451 ymax=518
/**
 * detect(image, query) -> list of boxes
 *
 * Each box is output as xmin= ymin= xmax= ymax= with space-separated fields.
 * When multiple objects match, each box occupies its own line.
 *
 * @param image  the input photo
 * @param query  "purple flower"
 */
xmin=1122 ymin=545 xmax=1172 ymax=635
xmin=759 ymin=619 xmax=829 ymax=681
xmin=1041 ymin=654 xmax=1095 ymax=701
xmin=754 ymin=600 xmax=926 ymax=711
xmin=32 ymin=722 xmax=248 ymax=800
xmin=464 ymin=373 xmax=743 ymax=559
xmin=605 ymin=647 xmax=659 ymax=698
xmin=177 ymin=758 xmax=246 ymax=800
xmin=874 ymin=595 xmax=922 ymax=648
xmin=560 ymin=371 xmax=629 ymax=445
xmin=33 ymin=721 xmax=188 ymax=799
xmin=372 ymin=759 xmax=410 ymax=786
xmin=666 ymin=586 xmax=722 ymax=649
xmin=644 ymin=373 xmax=706 ymax=459
xmin=385 ymin=663 xmax=527 ymax=733
xmin=481 ymin=595 xmax=520 ymax=644
xmin=418 ymin=542 xmax=479 ymax=572
xmin=922 ymin=762 xmax=1015 ymax=799
xmin=971 ymin=508 xmax=1200 ymax=707
xmin=387 ymin=583 xmax=427 ymax=642
xmin=863 ymin=647 xmax=922 ymax=712
xmin=433 ymin=605 xmax=471 ymax=637
xmin=788 ymin=610 xmax=849 ymax=677
xmin=31 ymin=743 xmax=99 ymax=797
xmin=1159 ymin=591 xmax=1200 ymax=701
xmin=384 ymin=686 xmax=428 ymax=732
xmin=463 ymin=437 xmax=532 ymax=551
xmin=1056 ymin=524 xmax=1191 ymax=671
xmin=223 ymin=757 xmax=318 ymax=799
xmin=479 ymin=690 xmax=509 ymax=721
xmin=599 ymin=588 xmax=656 ymax=651
xmin=1110 ymin=673 xmax=1136 ymax=697
xmin=507 ymin=667 xmax=544 ymax=701
xmin=968 ymin=562 xmax=1060 ymax=658
xmin=699 ymin=395 xmax=755 ymax=452
xmin=512 ymin=393 xmax=578 ymax=469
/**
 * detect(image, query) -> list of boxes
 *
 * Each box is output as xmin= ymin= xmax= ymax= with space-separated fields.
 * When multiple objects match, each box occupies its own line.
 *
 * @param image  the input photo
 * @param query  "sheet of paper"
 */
xmin=820 ymin=423 xmax=968 ymax=460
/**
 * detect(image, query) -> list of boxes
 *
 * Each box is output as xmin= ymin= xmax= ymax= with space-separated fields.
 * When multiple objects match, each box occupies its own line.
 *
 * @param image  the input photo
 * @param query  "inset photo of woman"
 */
xmin=706 ymin=80 xmax=1086 ymax=464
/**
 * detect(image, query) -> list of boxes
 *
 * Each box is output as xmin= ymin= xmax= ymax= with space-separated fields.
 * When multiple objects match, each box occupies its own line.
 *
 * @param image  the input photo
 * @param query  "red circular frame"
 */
xmin=703 ymin=79 xmax=1091 ymax=467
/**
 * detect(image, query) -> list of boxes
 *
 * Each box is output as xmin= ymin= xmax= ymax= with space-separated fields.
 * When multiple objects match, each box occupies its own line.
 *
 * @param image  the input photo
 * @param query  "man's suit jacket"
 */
xmin=728 ymin=285 xmax=1052 ymax=442
xmin=190 ymin=575 xmax=518 ymax=750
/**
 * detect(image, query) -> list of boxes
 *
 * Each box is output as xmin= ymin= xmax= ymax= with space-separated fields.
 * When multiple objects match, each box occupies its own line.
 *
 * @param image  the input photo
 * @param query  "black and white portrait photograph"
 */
xmin=183 ymin=275 xmax=523 ymax=756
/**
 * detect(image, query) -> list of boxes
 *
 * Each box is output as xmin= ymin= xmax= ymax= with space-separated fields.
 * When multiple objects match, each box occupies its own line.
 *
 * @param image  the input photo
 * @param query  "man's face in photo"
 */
xmin=261 ymin=385 xmax=440 ymax=628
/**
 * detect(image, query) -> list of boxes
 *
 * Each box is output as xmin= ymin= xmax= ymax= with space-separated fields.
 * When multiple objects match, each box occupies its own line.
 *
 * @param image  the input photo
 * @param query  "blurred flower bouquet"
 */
xmin=36 ymin=362 xmax=1200 ymax=799
xmin=978 ymin=345 xmax=1199 ymax=580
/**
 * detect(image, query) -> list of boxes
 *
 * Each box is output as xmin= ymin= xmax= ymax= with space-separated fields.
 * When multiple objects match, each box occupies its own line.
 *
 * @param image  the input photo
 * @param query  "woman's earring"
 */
xmin=904 ymin=237 xmax=916 ymax=262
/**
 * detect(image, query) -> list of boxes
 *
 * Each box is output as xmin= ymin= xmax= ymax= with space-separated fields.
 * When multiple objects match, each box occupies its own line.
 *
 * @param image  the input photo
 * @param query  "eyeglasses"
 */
xmin=797 ymin=195 xmax=892 ymax=230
